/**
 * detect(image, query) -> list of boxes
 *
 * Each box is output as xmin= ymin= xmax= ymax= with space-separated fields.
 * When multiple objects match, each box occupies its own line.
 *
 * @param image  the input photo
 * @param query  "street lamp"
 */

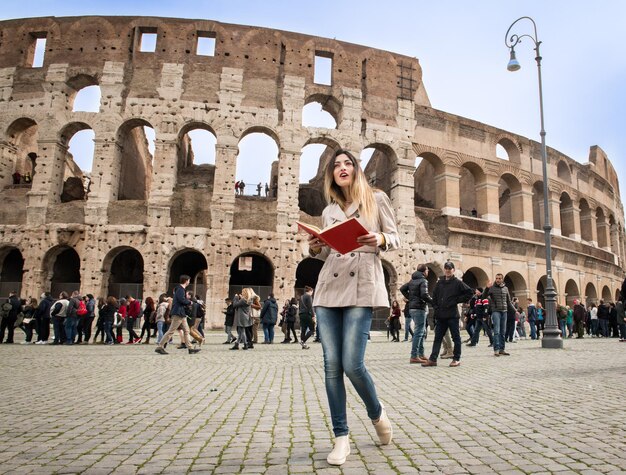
xmin=505 ymin=16 xmax=563 ymax=349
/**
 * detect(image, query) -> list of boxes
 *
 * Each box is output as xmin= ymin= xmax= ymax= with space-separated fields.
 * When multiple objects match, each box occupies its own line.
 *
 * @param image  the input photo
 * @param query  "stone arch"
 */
xmin=67 ymin=74 xmax=101 ymax=112
xmin=294 ymin=257 xmax=324 ymax=295
xmin=236 ymin=127 xmax=279 ymax=197
xmin=494 ymin=136 xmax=522 ymax=163
xmin=532 ymin=181 xmax=544 ymax=230
xmin=58 ymin=121 xmax=95 ymax=202
xmin=414 ymin=152 xmax=445 ymax=209
xmin=601 ymin=285 xmax=612 ymax=302
xmin=459 ymin=161 xmax=486 ymax=217
xmin=559 ymin=192 xmax=576 ymax=239
xmin=5 ymin=117 xmax=39 ymax=183
xmin=462 ymin=266 xmax=489 ymax=289
xmin=564 ymin=279 xmax=580 ymax=306
xmin=536 ymin=275 xmax=548 ymax=308
xmin=504 ymin=271 xmax=527 ymax=299
xmin=228 ymin=251 xmax=274 ymax=300
xmin=175 ymin=121 xmax=217 ymax=192
xmin=362 ymin=143 xmax=397 ymax=196
xmin=557 ymin=160 xmax=572 ymax=184
xmin=372 ymin=259 xmax=396 ymax=329
xmin=299 ymin=137 xmax=341 ymax=216
xmin=596 ymin=207 xmax=609 ymax=248
xmin=426 ymin=263 xmax=443 ymax=293
xmin=498 ymin=173 xmax=522 ymax=225
xmin=115 ymin=118 xmax=155 ymax=201
xmin=579 ymin=198 xmax=593 ymax=243
xmin=585 ymin=282 xmax=598 ymax=305
xmin=102 ymin=246 xmax=144 ymax=300
xmin=615 ymin=288 xmax=621 ymax=302
xmin=303 ymin=93 xmax=341 ymax=128
xmin=167 ymin=248 xmax=208 ymax=300
xmin=43 ymin=245 xmax=81 ymax=297
xmin=0 ymin=246 xmax=24 ymax=297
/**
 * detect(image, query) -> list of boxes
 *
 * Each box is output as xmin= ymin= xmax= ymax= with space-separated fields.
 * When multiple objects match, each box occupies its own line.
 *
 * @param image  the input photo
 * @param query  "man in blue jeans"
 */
xmin=483 ymin=273 xmax=512 ymax=357
xmin=400 ymin=264 xmax=433 ymax=364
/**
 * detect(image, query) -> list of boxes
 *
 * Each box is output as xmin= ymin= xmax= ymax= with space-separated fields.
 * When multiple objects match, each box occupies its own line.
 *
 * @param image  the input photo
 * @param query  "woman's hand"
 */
xmin=357 ymin=232 xmax=383 ymax=248
xmin=308 ymin=234 xmax=325 ymax=252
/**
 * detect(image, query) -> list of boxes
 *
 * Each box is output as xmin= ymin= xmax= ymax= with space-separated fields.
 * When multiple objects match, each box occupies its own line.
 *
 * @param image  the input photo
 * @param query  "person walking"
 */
xmin=285 ymin=298 xmax=299 ymax=344
xmin=616 ymin=297 xmax=626 ymax=341
xmin=400 ymin=264 xmax=432 ymax=364
xmin=308 ymin=149 xmax=399 ymax=466
xmin=155 ymin=275 xmax=200 ymax=355
xmin=527 ymin=298 xmax=538 ymax=340
xmin=222 ymin=297 xmax=236 ymax=344
xmin=298 ymin=286 xmax=315 ymax=349
xmin=99 ymin=296 xmax=118 ymax=345
xmin=260 ymin=293 xmax=278 ymax=343
xmin=389 ymin=300 xmax=401 ymax=342
xmin=125 ymin=295 xmax=141 ymax=344
xmin=421 ymin=261 xmax=472 ymax=368
xmin=154 ymin=294 xmax=171 ymax=345
xmin=139 ymin=296 xmax=156 ymax=344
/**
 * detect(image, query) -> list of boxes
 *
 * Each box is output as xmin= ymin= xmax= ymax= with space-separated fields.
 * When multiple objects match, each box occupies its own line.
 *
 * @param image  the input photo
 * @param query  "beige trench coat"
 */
xmin=312 ymin=191 xmax=400 ymax=308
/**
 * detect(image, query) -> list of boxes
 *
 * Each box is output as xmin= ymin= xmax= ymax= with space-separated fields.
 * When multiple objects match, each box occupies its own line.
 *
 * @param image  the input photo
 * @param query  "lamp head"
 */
xmin=507 ymin=48 xmax=521 ymax=71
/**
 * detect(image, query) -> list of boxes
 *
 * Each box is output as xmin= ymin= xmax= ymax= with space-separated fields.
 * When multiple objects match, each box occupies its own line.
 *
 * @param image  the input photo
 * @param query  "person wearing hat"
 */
xmin=422 ymin=261 xmax=473 ymax=367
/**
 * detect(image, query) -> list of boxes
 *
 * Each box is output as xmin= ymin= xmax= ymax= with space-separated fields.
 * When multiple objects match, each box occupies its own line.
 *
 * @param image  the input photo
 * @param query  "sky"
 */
xmin=2 ymin=0 xmax=625 ymax=203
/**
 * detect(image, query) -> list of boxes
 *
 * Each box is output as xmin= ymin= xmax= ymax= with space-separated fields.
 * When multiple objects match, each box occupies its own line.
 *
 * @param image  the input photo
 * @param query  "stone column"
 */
xmin=580 ymin=209 xmax=598 ymax=245
xmin=84 ymin=138 xmax=119 ymax=225
xmin=147 ymin=138 xmax=178 ymax=227
xmin=475 ymin=177 xmax=500 ymax=222
xmin=389 ymin=145 xmax=416 ymax=243
xmin=276 ymin=148 xmax=300 ymax=234
xmin=510 ymin=185 xmax=534 ymax=229
xmin=26 ymin=139 xmax=67 ymax=225
xmin=610 ymin=223 xmax=620 ymax=256
xmin=210 ymin=140 xmax=238 ymax=231
xmin=434 ymin=166 xmax=460 ymax=216
xmin=548 ymin=195 xmax=562 ymax=236
xmin=560 ymin=203 xmax=581 ymax=240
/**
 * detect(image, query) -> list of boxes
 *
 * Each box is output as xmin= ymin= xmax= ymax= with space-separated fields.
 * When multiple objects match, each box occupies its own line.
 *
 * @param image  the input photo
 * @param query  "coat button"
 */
xmin=349 ymin=271 xmax=355 ymax=277
xmin=333 ymin=273 xmax=338 ymax=277
xmin=350 ymin=253 xmax=355 ymax=257
xmin=336 ymin=253 xmax=341 ymax=257
xmin=356 ymin=213 xmax=360 ymax=218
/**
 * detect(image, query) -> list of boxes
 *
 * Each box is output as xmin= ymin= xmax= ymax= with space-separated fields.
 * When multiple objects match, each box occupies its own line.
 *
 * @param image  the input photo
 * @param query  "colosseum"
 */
xmin=0 ymin=15 xmax=624 ymax=328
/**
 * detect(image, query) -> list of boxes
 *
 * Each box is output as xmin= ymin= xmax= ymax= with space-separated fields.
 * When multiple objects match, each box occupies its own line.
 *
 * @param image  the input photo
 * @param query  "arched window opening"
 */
xmin=462 ymin=267 xmax=489 ymax=290
xmin=72 ymin=85 xmax=101 ymax=113
xmin=236 ymin=132 xmax=278 ymax=197
xmin=532 ymin=181 xmax=544 ymax=231
xmin=116 ymin=120 xmax=155 ymax=201
xmin=5 ymin=118 xmax=39 ymax=186
xmin=294 ymin=258 xmax=324 ymax=297
xmin=45 ymin=247 xmax=81 ymax=298
xmin=536 ymin=276 xmax=547 ymax=308
xmin=498 ymin=174 xmax=523 ymax=226
xmin=414 ymin=156 xmax=436 ymax=209
xmin=602 ymin=286 xmax=612 ymax=302
xmin=107 ymin=248 xmax=144 ymax=300
xmin=579 ymin=199 xmax=593 ymax=243
xmin=229 ymin=253 xmax=274 ymax=300
xmin=0 ymin=248 xmax=24 ymax=297
xmin=168 ymin=250 xmax=208 ymax=300
xmin=557 ymin=161 xmax=571 ymax=184
xmin=504 ymin=271 xmax=527 ymax=300
xmin=176 ymin=125 xmax=217 ymax=193
xmin=459 ymin=163 xmax=485 ymax=217
xmin=361 ymin=145 xmax=393 ymax=196
xmin=299 ymin=143 xmax=337 ymax=217
xmin=498 ymin=178 xmax=513 ymax=224
xmin=559 ymin=192 xmax=575 ymax=239
xmin=60 ymin=124 xmax=94 ymax=203
xmin=302 ymin=102 xmax=337 ymax=129
xmin=496 ymin=144 xmax=509 ymax=160
xmin=596 ymin=208 xmax=609 ymax=248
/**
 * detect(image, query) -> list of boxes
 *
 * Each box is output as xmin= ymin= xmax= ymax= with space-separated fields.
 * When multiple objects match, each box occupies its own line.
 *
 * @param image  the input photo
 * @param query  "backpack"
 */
xmin=76 ymin=300 xmax=88 ymax=316
xmin=0 ymin=302 xmax=12 ymax=318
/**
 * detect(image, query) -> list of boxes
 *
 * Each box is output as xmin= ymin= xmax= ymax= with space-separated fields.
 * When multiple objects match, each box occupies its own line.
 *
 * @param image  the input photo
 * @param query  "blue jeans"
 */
xmin=104 ymin=321 xmax=114 ymax=343
xmin=410 ymin=309 xmax=427 ymax=358
xmin=156 ymin=321 xmax=165 ymax=344
xmin=404 ymin=317 xmax=414 ymax=340
xmin=65 ymin=316 xmax=78 ymax=344
xmin=529 ymin=320 xmax=537 ymax=339
xmin=619 ymin=323 xmax=626 ymax=339
xmin=559 ymin=320 xmax=567 ymax=338
xmin=599 ymin=319 xmax=609 ymax=337
xmin=263 ymin=323 xmax=275 ymax=343
xmin=315 ymin=306 xmax=381 ymax=437
xmin=491 ymin=311 xmax=507 ymax=352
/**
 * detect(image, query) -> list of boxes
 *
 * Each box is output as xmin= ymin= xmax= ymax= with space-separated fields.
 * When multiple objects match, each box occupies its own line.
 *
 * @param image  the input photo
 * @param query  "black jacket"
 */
xmin=483 ymin=284 xmax=511 ymax=312
xmin=260 ymin=298 xmax=279 ymax=325
xmin=432 ymin=276 xmax=473 ymax=319
xmin=34 ymin=296 xmax=54 ymax=320
xmin=400 ymin=271 xmax=433 ymax=310
xmin=223 ymin=303 xmax=235 ymax=327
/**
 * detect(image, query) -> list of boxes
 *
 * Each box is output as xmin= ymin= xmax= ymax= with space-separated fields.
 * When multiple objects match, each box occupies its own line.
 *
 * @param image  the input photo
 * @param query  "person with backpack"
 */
xmin=50 ymin=292 xmax=70 ymax=345
xmin=285 ymin=298 xmax=299 ymax=344
xmin=64 ymin=291 xmax=82 ymax=345
xmin=0 ymin=291 xmax=21 ymax=344
xmin=75 ymin=295 xmax=89 ymax=344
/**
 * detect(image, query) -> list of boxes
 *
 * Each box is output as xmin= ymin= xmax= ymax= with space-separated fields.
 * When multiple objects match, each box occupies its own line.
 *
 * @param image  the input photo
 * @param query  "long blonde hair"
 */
xmin=323 ymin=149 xmax=378 ymax=225
xmin=241 ymin=288 xmax=257 ymax=301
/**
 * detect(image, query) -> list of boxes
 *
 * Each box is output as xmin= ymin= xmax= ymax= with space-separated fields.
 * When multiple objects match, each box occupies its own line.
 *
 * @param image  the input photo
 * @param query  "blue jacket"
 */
xmin=171 ymin=285 xmax=190 ymax=317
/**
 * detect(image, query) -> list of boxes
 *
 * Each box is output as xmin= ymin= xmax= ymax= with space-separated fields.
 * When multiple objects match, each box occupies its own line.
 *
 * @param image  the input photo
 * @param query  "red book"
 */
xmin=297 ymin=218 xmax=369 ymax=255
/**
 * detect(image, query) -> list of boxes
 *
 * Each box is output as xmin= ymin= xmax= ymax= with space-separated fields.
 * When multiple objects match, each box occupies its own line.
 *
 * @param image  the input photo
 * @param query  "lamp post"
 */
xmin=505 ymin=16 xmax=563 ymax=348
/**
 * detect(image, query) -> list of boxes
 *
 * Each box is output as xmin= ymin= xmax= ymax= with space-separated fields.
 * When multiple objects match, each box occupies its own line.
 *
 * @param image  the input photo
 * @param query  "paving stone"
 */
xmin=0 ymin=332 xmax=624 ymax=474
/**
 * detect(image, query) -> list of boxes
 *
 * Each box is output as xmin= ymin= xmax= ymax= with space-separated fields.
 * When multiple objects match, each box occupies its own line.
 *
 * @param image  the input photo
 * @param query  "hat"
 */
xmin=443 ymin=261 xmax=455 ymax=270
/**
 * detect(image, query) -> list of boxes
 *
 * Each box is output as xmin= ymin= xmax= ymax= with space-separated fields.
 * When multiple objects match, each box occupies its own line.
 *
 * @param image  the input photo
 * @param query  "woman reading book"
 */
xmin=308 ymin=149 xmax=400 ymax=466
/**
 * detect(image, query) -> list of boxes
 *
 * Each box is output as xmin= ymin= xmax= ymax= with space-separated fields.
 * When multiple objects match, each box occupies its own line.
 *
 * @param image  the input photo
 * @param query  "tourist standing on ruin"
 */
xmin=421 ymin=261 xmax=473 ymax=368
xmin=155 ymin=275 xmax=199 ymax=355
xmin=308 ymin=149 xmax=399 ymax=466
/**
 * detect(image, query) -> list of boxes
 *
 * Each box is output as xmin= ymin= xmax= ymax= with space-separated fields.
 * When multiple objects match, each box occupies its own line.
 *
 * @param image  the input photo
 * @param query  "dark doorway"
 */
xmin=168 ymin=250 xmax=208 ymax=300
xmin=229 ymin=253 xmax=273 ymax=301
xmin=108 ymin=249 xmax=144 ymax=300
xmin=50 ymin=247 xmax=81 ymax=298
xmin=0 ymin=248 xmax=24 ymax=297
xmin=294 ymin=258 xmax=324 ymax=298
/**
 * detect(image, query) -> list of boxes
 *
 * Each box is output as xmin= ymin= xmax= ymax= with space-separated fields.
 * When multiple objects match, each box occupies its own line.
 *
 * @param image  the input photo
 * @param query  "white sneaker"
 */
xmin=373 ymin=403 xmax=393 ymax=445
xmin=21 ymin=341 xmax=31 ymax=345
xmin=326 ymin=435 xmax=350 ymax=465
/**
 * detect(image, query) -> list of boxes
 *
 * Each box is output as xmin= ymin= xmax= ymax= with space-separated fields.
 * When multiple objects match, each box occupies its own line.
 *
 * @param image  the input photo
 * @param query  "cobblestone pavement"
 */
xmin=0 ymin=331 xmax=625 ymax=474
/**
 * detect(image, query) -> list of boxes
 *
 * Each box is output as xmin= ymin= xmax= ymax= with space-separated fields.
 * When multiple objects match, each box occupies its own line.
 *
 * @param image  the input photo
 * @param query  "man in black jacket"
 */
xmin=0 ymin=291 xmax=21 ymax=343
xmin=422 ymin=262 xmax=473 ymax=367
xmin=483 ymin=274 xmax=513 ymax=356
xmin=400 ymin=264 xmax=433 ymax=364
xmin=34 ymin=292 xmax=54 ymax=344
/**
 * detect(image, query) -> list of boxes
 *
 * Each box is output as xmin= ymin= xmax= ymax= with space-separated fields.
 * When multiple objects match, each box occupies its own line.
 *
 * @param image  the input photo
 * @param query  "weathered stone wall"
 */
xmin=0 ymin=16 xmax=623 ymax=328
